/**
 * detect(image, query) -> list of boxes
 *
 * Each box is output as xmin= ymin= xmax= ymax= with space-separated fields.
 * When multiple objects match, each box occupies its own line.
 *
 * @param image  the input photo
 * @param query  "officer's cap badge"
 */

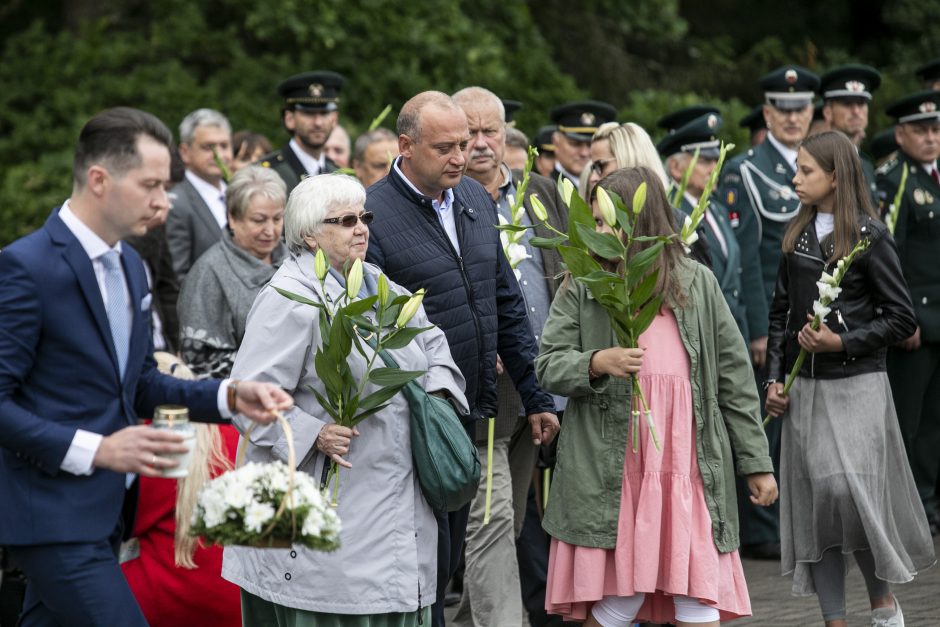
xmin=580 ymin=112 xmax=596 ymax=126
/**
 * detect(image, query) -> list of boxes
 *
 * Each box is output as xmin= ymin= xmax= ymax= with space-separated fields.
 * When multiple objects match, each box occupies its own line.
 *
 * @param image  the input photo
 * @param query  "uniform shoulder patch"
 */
xmin=875 ymin=157 xmax=898 ymax=176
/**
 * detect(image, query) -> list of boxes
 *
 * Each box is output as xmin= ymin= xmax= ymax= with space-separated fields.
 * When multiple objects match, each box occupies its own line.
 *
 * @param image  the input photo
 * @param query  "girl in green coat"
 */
xmin=536 ymin=167 xmax=777 ymax=626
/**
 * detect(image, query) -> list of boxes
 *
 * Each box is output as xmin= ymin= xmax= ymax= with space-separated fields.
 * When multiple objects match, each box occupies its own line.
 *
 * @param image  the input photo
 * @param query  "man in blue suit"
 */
xmin=0 ymin=107 xmax=293 ymax=626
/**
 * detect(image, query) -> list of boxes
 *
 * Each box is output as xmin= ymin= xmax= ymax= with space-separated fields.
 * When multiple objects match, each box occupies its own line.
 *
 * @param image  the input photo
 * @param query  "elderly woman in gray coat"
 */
xmin=178 ymin=165 xmax=288 ymax=378
xmin=223 ymin=174 xmax=468 ymax=627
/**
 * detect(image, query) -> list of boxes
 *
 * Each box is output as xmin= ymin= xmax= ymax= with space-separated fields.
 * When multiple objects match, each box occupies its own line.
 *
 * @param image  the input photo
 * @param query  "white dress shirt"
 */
xmin=767 ymin=133 xmax=799 ymax=172
xmin=684 ymin=192 xmax=728 ymax=257
xmin=57 ymin=202 xmax=232 ymax=477
xmin=185 ymin=170 xmax=228 ymax=228
xmin=289 ymin=138 xmax=327 ymax=176
xmin=393 ymin=159 xmax=460 ymax=253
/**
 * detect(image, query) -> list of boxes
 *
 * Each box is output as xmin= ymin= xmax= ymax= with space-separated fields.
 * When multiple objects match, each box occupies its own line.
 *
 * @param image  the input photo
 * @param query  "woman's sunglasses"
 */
xmin=322 ymin=211 xmax=375 ymax=228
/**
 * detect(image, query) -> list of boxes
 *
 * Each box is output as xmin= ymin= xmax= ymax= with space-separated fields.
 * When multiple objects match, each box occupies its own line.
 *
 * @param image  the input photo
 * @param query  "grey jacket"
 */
xmin=166 ymin=176 xmax=224 ymax=278
xmin=222 ymin=252 xmax=469 ymax=614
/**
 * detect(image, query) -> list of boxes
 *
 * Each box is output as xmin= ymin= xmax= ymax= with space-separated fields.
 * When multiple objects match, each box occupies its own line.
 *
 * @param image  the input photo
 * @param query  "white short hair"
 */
xmin=284 ymin=174 xmax=367 ymax=255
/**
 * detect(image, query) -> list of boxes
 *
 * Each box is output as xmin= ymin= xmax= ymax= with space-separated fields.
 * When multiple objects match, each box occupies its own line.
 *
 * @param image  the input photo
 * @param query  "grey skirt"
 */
xmin=779 ymin=371 xmax=936 ymax=596
xmin=241 ymin=590 xmax=432 ymax=627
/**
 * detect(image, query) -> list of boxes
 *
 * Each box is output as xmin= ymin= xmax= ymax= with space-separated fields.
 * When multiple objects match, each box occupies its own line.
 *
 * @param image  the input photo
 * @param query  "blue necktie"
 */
xmin=100 ymin=250 xmax=130 ymax=378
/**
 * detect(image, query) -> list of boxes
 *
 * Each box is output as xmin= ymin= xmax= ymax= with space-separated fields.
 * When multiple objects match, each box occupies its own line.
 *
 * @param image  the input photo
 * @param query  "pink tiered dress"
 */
xmin=545 ymin=309 xmax=752 ymax=624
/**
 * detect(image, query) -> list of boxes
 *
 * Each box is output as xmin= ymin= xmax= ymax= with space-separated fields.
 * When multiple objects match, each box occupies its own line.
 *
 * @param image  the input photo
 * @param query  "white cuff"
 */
xmin=61 ymin=429 xmax=104 ymax=475
xmin=218 ymin=378 xmax=233 ymax=419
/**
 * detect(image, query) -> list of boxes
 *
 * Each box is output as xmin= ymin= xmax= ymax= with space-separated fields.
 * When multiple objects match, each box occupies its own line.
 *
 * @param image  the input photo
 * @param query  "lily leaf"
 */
xmin=565 ymin=188 xmax=595 ymax=250
xmin=309 ymin=386 xmax=341 ymax=422
xmin=631 ymin=295 xmax=663 ymax=336
xmin=557 ymin=245 xmax=603 ymax=279
xmin=625 ymin=241 xmax=665 ymax=280
xmin=342 ymin=295 xmax=378 ymax=317
xmin=575 ymin=222 xmax=625 ymax=260
xmin=358 ymin=383 xmax=408 ymax=411
xmin=314 ymin=349 xmax=343 ymax=404
xmin=272 ymin=286 xmax=322 ymax=308
xmin=494 ymin=223 xmax=532 ymax=233
xmin=368 ymin=368 xmax=425 ymax=387
xmin=630 ymin=268 xmax=660 ymax=306
xmin=349 ymin=405 xmax=390 ymax=426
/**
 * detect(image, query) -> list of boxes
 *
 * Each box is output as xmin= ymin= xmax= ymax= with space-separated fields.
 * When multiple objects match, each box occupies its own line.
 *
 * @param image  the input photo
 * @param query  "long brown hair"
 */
xmin=592 ymin=167 xmax=687 ymax=307
xmin=782 ymin=131 xmax=879 ymax=262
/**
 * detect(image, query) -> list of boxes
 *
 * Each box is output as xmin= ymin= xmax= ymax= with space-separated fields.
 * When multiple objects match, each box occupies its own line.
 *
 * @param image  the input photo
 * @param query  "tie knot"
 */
xmin=101 ymin=250 xmax=121 ymax=271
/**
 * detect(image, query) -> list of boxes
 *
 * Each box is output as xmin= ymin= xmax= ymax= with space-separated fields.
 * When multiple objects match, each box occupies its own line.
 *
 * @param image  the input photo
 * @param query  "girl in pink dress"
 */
xmin=535 ymin=167 xmax=778 ymax=626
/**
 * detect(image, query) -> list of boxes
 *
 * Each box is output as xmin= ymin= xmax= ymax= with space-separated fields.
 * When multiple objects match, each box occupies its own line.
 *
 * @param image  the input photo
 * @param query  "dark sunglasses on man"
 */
xmin=322 ymin=211 xmax=375 ymax=228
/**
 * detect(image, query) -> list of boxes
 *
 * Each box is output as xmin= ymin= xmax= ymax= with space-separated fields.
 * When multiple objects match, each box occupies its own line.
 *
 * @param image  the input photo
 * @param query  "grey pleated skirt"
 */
xmin=779 ymin=371 xmax=936 ymax=596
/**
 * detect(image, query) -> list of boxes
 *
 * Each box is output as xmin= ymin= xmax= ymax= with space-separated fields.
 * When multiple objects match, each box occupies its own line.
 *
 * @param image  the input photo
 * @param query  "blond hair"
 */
xmin=153 ymin=352 xmax=233 ymax=569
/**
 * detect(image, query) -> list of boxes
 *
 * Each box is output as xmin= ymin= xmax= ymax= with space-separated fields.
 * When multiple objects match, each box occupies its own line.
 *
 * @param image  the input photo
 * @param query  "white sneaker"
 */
xmin=871 ymin=595 xmax=904 ymax=627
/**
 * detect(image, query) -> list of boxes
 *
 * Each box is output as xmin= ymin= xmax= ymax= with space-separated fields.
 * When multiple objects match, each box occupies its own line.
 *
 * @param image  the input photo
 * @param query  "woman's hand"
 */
xmin=764 ymin=382 xmax=789 ymax=417
xmin=747 ymin=472 xmax=778 ymax=506
xmin=797 ymin=314 xmax=843 ymax=353
xmin=316 ymin=424 xmax=360 ymax=469
xmin=590 ymin=347 xmax=645 ymax=380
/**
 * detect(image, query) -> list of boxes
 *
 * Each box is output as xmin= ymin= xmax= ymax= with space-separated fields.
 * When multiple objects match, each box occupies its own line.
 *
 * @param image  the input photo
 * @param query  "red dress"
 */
xmin=545 ymin=310 xmax=751 ymax=623
xmin=122 ymin=425 xmax=241 ymax=627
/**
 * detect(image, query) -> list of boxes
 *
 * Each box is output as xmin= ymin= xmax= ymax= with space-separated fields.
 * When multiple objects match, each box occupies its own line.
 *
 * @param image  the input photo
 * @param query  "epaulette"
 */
xmin=876 ymin=157 xmax=898 ymax=176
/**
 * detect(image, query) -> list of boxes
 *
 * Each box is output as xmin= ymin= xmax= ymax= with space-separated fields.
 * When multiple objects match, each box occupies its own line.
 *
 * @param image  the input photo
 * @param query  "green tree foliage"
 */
xmin=2 ymin=0 xmax=939 ymax=245
xmin=0 ymin=0 xmax=580 ymax=245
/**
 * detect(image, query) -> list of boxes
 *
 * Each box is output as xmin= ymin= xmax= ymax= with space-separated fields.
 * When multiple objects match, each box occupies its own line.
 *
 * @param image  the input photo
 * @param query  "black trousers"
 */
xmin=431 ymin=504 xmax=471 ymax=627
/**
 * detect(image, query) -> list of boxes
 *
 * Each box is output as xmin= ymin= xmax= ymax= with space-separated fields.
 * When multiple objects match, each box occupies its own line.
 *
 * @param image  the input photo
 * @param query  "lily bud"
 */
xmin=377 ymin=273 xmax=390 ymax=306
xmin=396 ymin=289 xmax=425 ymax=328
xmin=595 ymin=186 xmax=617 ymax=227
xmin=314 ymin=249 xmax=329 ymax=282
xmin=530 ymin=194 xmax=548 ymax=221
xmin=346 ymin=258 xmax=364 ymax=299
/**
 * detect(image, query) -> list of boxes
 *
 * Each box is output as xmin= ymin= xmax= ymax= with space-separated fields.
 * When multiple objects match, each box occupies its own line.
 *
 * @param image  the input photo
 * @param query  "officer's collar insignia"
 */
xmin=775 ymin=163 xmax=788 ymax=175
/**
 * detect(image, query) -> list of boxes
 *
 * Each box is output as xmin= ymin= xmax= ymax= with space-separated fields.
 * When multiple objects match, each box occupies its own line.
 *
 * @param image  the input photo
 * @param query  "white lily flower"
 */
xmin=812 ymin=300 xmax=831 ymax=319
xmin=819 ymin=270 xmax=838 ymax=286
xmin=815 ymin=281 xmax=842 ymax=302
xmin=506 ymin=242 xmax=532 ymax=267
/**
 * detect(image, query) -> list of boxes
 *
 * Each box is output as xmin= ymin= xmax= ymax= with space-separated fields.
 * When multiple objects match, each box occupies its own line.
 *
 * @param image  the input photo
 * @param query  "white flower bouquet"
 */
xmin=190 ymin=460 xmax=341 ymax=550
xmin=191 ymin=412 xmax=341 ymax=550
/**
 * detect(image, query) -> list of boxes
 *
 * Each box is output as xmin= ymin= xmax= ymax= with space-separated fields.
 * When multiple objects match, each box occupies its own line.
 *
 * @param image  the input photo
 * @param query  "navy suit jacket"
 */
xmin=0 ymin=209 xmax=222 ymax=545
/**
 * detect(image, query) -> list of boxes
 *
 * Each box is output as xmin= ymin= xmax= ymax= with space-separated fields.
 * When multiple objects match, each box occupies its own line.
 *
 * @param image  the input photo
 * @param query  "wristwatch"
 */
xmin=762 ymin=378 xmax=777 ymax=391
xmin=227 ymin=380 xmax=240 ymax=413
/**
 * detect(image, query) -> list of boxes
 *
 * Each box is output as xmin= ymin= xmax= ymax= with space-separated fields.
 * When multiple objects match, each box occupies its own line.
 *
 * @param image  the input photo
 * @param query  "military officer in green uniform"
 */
xmin=258 ymin=70 xmax=343 ymax=193
xmin=549 ymin=101 xmax=617 ymax=186
xmin=658 ymin=111 xmax=749 ymax=343
xmin=877 ymin=90 xmax=940 ymax=535
xmin=718 ymin=65 xmax=819 ymax=559
xmin=820 ymin=64 xmax=881 ymax=205
xmin=870 ymin=126 xmax=899 ymax=167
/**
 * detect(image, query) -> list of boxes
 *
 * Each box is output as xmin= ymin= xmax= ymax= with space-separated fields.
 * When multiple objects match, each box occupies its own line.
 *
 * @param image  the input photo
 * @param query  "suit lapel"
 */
xmin=51 ymin=218 xmax=122 ymax=380
xmin=181 ymin=178 xmax=221 ymax=235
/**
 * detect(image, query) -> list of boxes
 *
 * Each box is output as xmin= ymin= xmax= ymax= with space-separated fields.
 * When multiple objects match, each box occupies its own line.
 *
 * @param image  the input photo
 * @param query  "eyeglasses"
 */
xmin=322 ymin=212 xmax=374 ymax=228
xmin=590 ymin=159 xmax=615 ymax=176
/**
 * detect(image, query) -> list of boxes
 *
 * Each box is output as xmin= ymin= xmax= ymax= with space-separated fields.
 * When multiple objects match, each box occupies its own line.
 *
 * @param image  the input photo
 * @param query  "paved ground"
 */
xmin=735 ymin=534 xmax=940 ymax=626
xmin=445 ymin=535 xmax=940 ymax=625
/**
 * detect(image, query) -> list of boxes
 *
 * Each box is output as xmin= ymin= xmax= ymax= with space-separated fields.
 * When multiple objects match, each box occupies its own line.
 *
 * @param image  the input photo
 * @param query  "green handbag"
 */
xmin=375 ymin=347 xmax=481 ymax=512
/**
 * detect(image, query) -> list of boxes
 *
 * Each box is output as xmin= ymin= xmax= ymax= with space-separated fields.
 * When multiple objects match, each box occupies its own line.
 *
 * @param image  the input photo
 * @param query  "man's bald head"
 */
xmin=397 ymin=91 xmax=464 ymax=141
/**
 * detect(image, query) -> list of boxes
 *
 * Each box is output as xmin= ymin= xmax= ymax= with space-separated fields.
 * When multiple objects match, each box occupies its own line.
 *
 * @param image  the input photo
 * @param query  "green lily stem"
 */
xmin=630 ymin=379 xmax=661 ymax=452
xmin=483 ymin=417 xmax=495 ymax=525
xmin=762 ymin=317 xmax=821 ymax=427
xmin=328 ymin=461 xmax=341 ymax=507
xmin=542 ymin=468 xmax=551 ymax=510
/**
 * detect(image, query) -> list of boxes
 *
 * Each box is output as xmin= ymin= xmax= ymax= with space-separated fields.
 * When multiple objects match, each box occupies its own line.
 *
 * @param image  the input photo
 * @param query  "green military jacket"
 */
xmin=719 ymin=140 xmax=801 ymax=339
xmin=535 ymin=258 xmax=772 ymax=553
xmin=877 ymin=151 xmax=940 ymax=341
xmin=259 ymin=144 xmax=338 ymax=194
